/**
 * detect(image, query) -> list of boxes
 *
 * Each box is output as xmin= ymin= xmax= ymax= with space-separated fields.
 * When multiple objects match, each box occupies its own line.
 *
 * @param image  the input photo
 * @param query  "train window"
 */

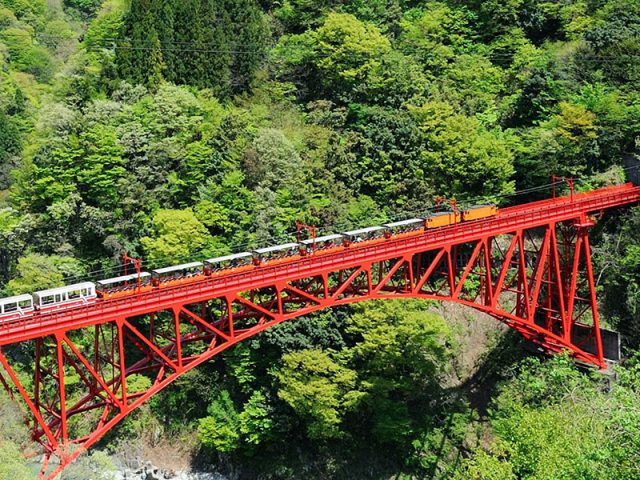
xmin=19 ymin=300 xmax=31 ymax=309
xmin=68 ymin=290 xmax=81 ymax=299
xmin=81 ymin=288 xmax=88 ymax=296
xmin=42 ymin=295 xmax=55 ymax=305
xmin=55 ymin=294 xmax=62 ymax=303
xmin=4 ymin=302 xmax=17 ymax=313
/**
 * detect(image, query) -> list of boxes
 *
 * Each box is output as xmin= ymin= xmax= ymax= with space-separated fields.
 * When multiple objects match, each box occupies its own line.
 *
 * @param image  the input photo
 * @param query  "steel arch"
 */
xmin=0 ymin=183 xmax=638 ymax=478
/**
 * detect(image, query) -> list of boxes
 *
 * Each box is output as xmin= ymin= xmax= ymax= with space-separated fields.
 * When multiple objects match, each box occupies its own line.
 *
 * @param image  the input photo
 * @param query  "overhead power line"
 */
xmin=51 ymin=163 xmax=640 ymax=286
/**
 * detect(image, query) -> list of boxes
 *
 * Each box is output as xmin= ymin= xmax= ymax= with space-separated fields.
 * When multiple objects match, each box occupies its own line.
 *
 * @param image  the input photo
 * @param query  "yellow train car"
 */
xmin=426 ymin=212 xmax=461 ymax=229
xmin=462 ymin=205 xmax=497 ymax=222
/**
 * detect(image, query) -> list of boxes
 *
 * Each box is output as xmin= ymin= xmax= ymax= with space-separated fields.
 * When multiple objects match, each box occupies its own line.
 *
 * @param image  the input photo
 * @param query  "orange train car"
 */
xmin=462 ymin=205 xmax=498 ymax=222
xmin=426 ymin=211 xmax=462 ymax=229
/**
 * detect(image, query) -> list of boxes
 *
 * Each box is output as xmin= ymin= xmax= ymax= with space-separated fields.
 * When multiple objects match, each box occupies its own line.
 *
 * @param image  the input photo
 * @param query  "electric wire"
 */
xmin=47 ymin=163 xmax=640 ymax=287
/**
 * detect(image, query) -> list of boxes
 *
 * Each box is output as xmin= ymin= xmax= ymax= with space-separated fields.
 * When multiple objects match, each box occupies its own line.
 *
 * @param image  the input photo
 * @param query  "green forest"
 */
xmin=0 ymin=0 xmax=640 ymax=478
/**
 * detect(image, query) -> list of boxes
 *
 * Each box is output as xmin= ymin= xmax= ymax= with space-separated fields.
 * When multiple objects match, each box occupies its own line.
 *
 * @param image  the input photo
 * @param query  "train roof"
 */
xmin=34 ymin=282 xmax=96 ymax=298
xmin=300 ymin=234 xmax=344 ymax=246
xmin=254 ymin=243 xmax=300 ymax=255
xmin=429 ymin=211 xmax=456 ymax=217
xmin=383 ymin=218 xmax=423 ymax=228
xmin=205 ymin=252 xmax=253 ymax=264
xmin=97 ymin=272 xmax=151 ymax=287
xmin=0 ymin=294 xmax=33 ymax=305
xmin=152 ymin=262 xmax=203 ymax=275
xmin=463 ymin=204 xmax=494 ymax=210
xmin=342 ymin=226 xmax=385 ymax=236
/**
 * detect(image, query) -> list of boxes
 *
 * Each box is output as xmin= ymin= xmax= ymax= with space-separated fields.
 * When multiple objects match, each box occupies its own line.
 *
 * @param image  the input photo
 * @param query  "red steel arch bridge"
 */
xmin=0 ymin=183 xmax=639 ymax=478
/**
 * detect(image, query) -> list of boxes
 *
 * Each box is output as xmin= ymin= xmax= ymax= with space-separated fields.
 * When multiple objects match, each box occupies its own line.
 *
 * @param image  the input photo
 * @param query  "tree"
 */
xmin=517 ymin=102 xmax=599 ymax=188
xmin=584 ymin=0 xmax=640 ymax=88
xmin=116 ymin=0 xmax=164 ymax=88
xmin=64 ymin=0 xmax=102 ymax=16
xmin=275 ymin=348 xmax=364 ymax=439
xmin=0 ymin=28 xmax=53 ymax=81
xmin=398 ymin=3 xmax=473 ymax=76
xmin=410 ymin=101 xmax=516 ymax=199
xmin=140 ymin=208 xmax=214 ymax=264
xmin=6 ymin=253 xmax=85 ymax=295
xmin=457 ymin=354 xmax=640 ymax=480
xmin=76 ymin=124 xmax=127 ymax=210
xmin=0 ymin=112 xmax=20 ymax=188
xmin=344 ymin=300 xmax=453 ymax=442
xmin=242 ymin=128 xmax=300 ymax=190
xmin=225 ymin=0 xmax=269 ymax=93
xmin=197 ymin=389 xmax=241 ymax=452
xmin=275 ymin=13 xmax=393 ymax=102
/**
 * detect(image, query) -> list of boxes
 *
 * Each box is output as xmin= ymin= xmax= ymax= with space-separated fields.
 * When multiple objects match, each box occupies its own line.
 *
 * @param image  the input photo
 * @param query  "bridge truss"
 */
xmin=0 ymin=183 xmax=638 ymax=478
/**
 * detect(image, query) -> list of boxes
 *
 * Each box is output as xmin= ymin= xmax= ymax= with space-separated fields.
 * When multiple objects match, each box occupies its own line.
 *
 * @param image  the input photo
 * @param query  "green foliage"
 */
xmin=6 ymin=253 xmax=84 ymax=294
xmin=198 ymin=389 xmax=241 ymax=452
xmin=0 ymin=28 xmax=53 ymax=81
xmin=64 ymin=0 xmax=102 ymax=16
xmin=584 ymin=0 xmax=640 ymax=88
xmin=116 ymin=0 xmax=269 ymax=94
xmin=0 ymin=440 xmax=32 ymax=480
xmin=140 ymin=208 xmax=214 ymax=263
xmin=238 ymin=390 xmax=274 ymax=446
xmin=595 ymin=207 xmax=640 ymax=347
xmin=410 ymin=101 xmax=516 ymax=198
xmin=398 ymin=3 xmax=474 ymax=75
xmin=275 ymin=348 xmax=364 ymax=439
xmin=457 ymin=354 xmax=640 ymax=480
xmin=345 ymin=300 xmax=453 ymax=442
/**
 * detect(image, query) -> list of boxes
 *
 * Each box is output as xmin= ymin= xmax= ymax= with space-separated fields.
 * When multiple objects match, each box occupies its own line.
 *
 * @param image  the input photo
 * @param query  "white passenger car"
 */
xmin=33 ymin=282 xmax=97 ymax=312
xmin=0 ymin=294 xmax=34 ymax=322
xmin=97 ymin=272 xmax=151 ymax=292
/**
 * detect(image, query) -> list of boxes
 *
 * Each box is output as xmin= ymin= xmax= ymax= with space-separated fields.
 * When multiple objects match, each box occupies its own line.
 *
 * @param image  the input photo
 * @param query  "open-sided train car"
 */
xmin=96 ymin=272 xmax=152 ymax=299
xmin=0 ymin=202 xmax=499 ymax=320
xmin=204 ymin=252 xmax=253 ymax=274
xmin=299 ymin=234 xmax=344 ymax=255
xmin=342 ymin=226 xmax=386 ymax=245
xmin=152 ymin=262 xmax=203 ymax=286
xmin=383 ymin=218 xmax=424 ymax=237
xmin=253 ymin=243 xmax=300 ymax=265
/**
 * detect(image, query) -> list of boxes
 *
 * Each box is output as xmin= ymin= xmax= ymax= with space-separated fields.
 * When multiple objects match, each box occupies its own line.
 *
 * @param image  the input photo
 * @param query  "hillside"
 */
xmin=0 ymin=0 xmax=640 ymax=478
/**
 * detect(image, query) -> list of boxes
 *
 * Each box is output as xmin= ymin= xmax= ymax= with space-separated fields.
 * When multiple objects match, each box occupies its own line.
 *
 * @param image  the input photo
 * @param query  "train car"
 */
xmin=462 ymin=204 xmax=497 ymax=222
xmin=299 ymin=234 xmax=344 ymax=255
xmin=96 ymin=272 xmax=152 ymax=298
xmin=425 ymin=211 xmax=461 ymax=229
xmin=152 ymin=262 xmax=203 ymax=286
xmin=0 ymin=294 xmax=34 ymax=322
xmin=33 ymin=282 xmax=97 ymax=312
xmin=253 ymin=243 xmax=300 ymax=265
xmin=383 ymin=218 xmax=424 ymax=238
xmin=341 ymin=226 xmax=386 ymax=245
xmin=204 ymin=252 xmax=253 ymax=274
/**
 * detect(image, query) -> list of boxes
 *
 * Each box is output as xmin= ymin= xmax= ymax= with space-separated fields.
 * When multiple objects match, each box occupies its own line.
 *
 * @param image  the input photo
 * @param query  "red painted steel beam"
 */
xmin=0 ymin=183 xmax=638 ymax=347
xmin=0 ymin=184 xmax=636 ymax=479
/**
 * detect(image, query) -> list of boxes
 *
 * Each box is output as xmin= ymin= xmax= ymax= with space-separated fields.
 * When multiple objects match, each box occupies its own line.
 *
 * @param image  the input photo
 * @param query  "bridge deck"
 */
xmin=1 ymin=183 xmax=639 ymax=346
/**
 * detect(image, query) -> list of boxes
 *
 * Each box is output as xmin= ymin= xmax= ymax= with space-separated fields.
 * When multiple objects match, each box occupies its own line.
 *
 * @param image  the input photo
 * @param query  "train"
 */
xmin=0 ymin=204 xmax=498 ymax=321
